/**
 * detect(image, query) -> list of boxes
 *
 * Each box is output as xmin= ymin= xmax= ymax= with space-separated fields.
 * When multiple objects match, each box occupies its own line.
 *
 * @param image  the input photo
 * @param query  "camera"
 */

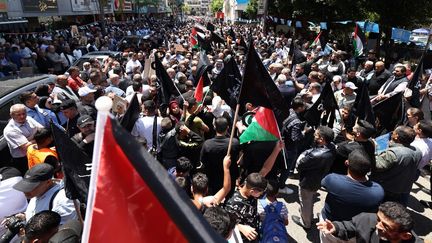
xmin=0 ymin=215 xmax=26 ymax=243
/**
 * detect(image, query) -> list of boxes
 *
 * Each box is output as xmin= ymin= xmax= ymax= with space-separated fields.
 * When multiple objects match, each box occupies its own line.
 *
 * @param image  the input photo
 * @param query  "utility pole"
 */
xmin=98 ymin=0 xmax=106 ymax=34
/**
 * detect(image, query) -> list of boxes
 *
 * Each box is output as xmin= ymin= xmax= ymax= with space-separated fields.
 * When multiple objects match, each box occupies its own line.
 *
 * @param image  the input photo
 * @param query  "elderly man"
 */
xmin=4 ymin=104 xmax=44 ymax=175
xmin=45 ymin=45 xmax=64 ymax=74
xmin=368 ymin=61 xmax=392 ymax=96
xmin=373 ymin=65 xmax=408 ymax=103
xmin=77 ymin=86 xmax=97 ymax=119
xmin=52 ymin=75 xmax=79 ymax=101
xmin=334 ymin=82 xmax=357 ymax=107
xmin=359 ymin=60 xmax=374 ymax=83
xmin=105 ymin=74 xmax=126 ymax=97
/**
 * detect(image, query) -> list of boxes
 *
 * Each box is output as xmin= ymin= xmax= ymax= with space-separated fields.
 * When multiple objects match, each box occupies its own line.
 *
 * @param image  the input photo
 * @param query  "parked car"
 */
xmin=0 ymin=74 xmax=56 ymax=167
xmin=116 ymin=35 xmax=152 ymax=52
xmin=71 ymin=51 xmax=122 ymax=70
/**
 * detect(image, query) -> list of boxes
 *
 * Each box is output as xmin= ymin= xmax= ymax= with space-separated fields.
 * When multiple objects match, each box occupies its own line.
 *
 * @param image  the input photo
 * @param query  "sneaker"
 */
xmin=278 ymin=187 xmax=294 ymax=195
xmin=291 ymin=215 xmax=310 ymax=230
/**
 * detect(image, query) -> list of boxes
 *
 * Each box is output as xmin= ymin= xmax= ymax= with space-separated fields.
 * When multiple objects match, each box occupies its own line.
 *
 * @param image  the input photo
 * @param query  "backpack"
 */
xmin=259 ymin=199 xmax=288 ymax=243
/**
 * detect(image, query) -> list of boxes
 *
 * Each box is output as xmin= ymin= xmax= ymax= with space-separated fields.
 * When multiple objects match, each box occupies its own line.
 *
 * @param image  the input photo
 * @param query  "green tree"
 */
xmin=182 ymin=2 xmax=191 ymax=14
xmin=245 ymin=0 xmax=258 ymax=19
xmin=210 ymin=0 xmax=224 ymax=13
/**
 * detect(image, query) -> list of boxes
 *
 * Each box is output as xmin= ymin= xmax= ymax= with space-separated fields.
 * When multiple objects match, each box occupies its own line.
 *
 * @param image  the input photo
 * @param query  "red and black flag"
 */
xmin=120 ymin=93 xmax=141 ymax=132
xmin=152 ymin=53 xmax=180 ymax=108
xmin=51 ymin=123 xmax=90 ymax=204
xmin=238 ymin=41 xmax=289 ymax=126
xmin=195 ymin=51 xmax=212 ymax=87
xmin=210 ymin=57 xmax=242 ymax=109
xmin=82 ymin=114 xmax=224 ymax=242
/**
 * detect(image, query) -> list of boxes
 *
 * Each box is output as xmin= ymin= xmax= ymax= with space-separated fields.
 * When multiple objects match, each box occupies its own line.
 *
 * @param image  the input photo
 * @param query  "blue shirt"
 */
xmin=321 ymin=173 xmax=384 ymax=221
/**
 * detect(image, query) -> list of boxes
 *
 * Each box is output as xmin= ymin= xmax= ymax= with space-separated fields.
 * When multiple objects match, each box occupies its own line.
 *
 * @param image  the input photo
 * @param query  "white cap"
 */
xmin=78 ymin=86 xmax=96 ymax=97
xmin=344 ymin=82 xmax=358 ymax=90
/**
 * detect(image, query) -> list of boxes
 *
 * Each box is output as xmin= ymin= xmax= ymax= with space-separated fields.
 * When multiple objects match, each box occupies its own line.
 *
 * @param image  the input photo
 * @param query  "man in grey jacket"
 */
xmin=370 ymin=126 xmax=422 ymax=206
xmin=291 ymin=126 xmax=336 ymax=229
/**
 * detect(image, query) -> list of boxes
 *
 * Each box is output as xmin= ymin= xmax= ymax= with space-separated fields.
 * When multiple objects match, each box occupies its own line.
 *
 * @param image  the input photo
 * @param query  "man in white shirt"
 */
xmin=12 ymin=163 xmax=78 ymax=225
xmin=131 ymin=100 xmax=162 ymax=153
xmin=0 ymin=167 xmax=28 ymax=238
xmin=125 ymin=53 xmax=142 ymax=76
xmin=4 ymin=104 xmax=44 ymax=175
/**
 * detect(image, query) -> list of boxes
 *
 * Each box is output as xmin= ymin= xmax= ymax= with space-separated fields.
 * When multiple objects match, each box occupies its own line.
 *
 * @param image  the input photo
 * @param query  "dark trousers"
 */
xmin=12 ymin=156 xmax=29 ymax=176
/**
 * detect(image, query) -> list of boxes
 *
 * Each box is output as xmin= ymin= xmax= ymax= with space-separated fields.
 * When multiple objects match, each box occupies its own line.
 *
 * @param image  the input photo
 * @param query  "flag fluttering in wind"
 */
xmin=351 ymin=82 xmax=375 ymax=126
xmin=210 ymin=57 xmax=242 ymax=109
xmin=153 ymin=53 xmax=180 ymax=108
xmin=240 ymin=107 xmax=281 ymax=144
xmin=82 ymin=102 xmax=224 ymax=242
xmin=304 ymin=82 xmax=339 ymax=128
xmin=311 ymin=31 xmax=327 ymax=49
xmin=195 ymin=51 xmax=212 ymax=86
xmin=51 ymin=123 xmax=90 ymax=203
xmin=289 ymin=40 xmax=307 ymax=65
xmin=194 ymin=75 xmax=204 ymax=103
xmin=238 ymin=41 xmax=289 ymax=126
xmin=353 ymin=23 xmax=366 ymax=57
xmin=120 ymin=93 xmax=141 ymax=132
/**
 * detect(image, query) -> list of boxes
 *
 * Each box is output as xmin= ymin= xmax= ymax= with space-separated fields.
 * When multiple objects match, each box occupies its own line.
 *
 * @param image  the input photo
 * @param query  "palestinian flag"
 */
xmin=311 ymin=31 xmax=322 ymax=48
xmin=353 ymin=24 xmax=366 ymax=57
xmin=190 ymin=28 xmax=199 ymax=48
xmin=239 ymin=107 xmax=281 ymax=144
xmin=82 ymin=104 xmax=223 ymax=242
xmin=194 ymin=75 xmax=204 ymax=103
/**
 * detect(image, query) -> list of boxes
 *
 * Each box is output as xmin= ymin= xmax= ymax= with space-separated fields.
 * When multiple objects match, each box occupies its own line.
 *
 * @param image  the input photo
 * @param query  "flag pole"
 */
xmin=82 ymin=96 xmax=112 ymax=243
xmin=271 ymin=110 xmax=288 ymax=169
xmin=226 ymin=104 xmax=240 ymax=156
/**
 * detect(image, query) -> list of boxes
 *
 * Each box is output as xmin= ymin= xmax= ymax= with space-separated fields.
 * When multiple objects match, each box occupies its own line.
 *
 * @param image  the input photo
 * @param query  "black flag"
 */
xmin=153 ymin=53 xmax=180 ymax=107
xmin=51 ymin=123 xmax=90 ymax=203
xmin=195 ymin=51 xmax=212 ymax=86
xmin=206 ymin=22 xmax=215 ymax=32
xmin=289 ymin=40 xmax=307 ymax=65
xmin=210 ymin=57 xmax=242 ymax=109
xmin=351 ymin=82 xmax=375 ymax=126
xmin=120 ymin=93 xmax=141 ymax=132
xmin=238 ymin=42 xmax=289 ymax=126
xmin=373 ymin=93 xmax=403 ymax=135
xmin=304 ymin=82 xmax=339 ymax=128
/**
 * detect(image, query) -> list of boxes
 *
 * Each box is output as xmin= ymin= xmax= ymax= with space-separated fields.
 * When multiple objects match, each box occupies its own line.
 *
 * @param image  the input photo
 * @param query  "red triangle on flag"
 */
xmin=194 ymin=75 xmax=204 ymax=102
xmin=83 ymin=117 xmax=223 ymax=242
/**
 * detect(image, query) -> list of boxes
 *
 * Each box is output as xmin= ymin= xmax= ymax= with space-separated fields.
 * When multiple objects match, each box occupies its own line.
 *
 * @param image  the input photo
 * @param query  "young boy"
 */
xmin=225 ymin=172 xmax=268 ymax=242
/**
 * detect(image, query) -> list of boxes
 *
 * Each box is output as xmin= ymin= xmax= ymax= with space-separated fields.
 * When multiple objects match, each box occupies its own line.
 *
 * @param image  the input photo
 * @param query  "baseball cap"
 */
xmin=13 ymin=164 xmax=54 ymax=193
xmin=60 ymin=99 xmax=77 ymax=110
xmin=345 ymin=82 xmax=358 ymax=90
xmin=0 ymin=167 xmax=22 ymax=181
xmin=78 ymin=86 xmax=96 ymax=97
xmin=77 ymin=115 xmax=94 ymax=128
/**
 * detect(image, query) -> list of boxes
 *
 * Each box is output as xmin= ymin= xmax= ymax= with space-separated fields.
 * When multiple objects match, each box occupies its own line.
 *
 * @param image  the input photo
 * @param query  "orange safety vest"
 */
xmin=27 ymin=145 xmax=58 ymax=169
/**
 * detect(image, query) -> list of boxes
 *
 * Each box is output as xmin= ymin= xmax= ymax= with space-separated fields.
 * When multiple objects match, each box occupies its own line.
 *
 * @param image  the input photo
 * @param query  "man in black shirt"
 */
xmin=71 ymin=115 xmax=95 ymax=157
xmin=200 ymin=117 xmax=239 ymax=198
xmin=330 ymin=120 xmax=376 ymax=175
xmin=60 ymin=100 xmax=80 ymax=138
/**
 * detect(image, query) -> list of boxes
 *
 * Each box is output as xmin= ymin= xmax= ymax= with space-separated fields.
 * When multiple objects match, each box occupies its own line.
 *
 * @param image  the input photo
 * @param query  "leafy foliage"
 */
xmin=210 ymin=0 xmax=224 ymax=13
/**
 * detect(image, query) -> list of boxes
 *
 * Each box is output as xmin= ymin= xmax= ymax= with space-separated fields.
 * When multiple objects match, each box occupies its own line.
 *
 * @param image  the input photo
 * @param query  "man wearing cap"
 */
xmin=132 ymin=100 xmax=162 ymax=153
xmin=51 ymin=75 xmax=79 ymax=102
xmin=60 ymin=100 xmax=81 ymax=138
xmin=334 ymin=82 xmax=358 ymax=107
xmin=77 ymin=86 xmax=97 ymax=120
xmin=12 ymin=163 xmax=77 ymax=224
xmin=4 ymin=104 xmax=44 ymax=175
xmin=72 ymin=115 xmax=95 ymax=157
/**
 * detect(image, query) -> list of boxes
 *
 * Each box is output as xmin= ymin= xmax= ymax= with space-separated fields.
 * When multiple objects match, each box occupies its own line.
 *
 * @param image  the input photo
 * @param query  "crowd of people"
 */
xmin=1 ymin=16 xmax=432 ymax=243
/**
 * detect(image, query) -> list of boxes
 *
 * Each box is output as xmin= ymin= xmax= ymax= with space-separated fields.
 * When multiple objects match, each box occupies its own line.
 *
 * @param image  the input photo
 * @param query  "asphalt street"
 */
xmin=277 ymin=170 xmax=432 ymax=242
